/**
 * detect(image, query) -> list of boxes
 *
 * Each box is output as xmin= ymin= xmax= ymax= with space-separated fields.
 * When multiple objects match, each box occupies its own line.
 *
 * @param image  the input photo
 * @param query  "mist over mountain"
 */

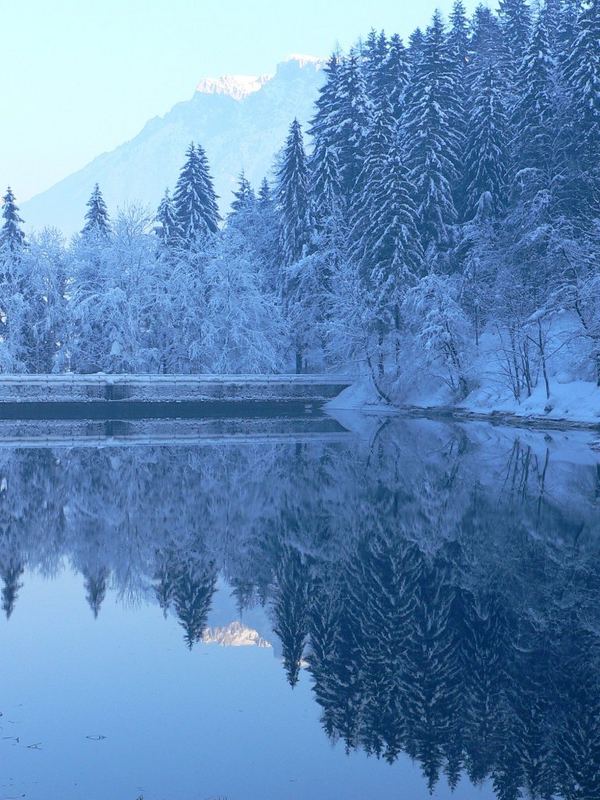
xmin=22 ymin=55 xmax=324 ymax=235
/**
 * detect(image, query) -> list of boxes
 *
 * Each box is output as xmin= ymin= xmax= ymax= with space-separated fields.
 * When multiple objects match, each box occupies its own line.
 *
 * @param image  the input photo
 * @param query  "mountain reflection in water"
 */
xmin=1 ymin=416 xmax=599 ymax=800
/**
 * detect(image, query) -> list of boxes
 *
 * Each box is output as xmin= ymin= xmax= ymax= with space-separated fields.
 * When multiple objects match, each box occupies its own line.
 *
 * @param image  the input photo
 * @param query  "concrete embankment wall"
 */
xmin=0 ymin=375 xmax=353 ymax=419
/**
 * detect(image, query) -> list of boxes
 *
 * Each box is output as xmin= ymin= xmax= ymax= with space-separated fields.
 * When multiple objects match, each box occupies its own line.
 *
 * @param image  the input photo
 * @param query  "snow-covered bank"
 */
xmin=329 ymin=311 xmax=600 ymax=431
xmin=329 ymin=378 xmax=600 ymax=431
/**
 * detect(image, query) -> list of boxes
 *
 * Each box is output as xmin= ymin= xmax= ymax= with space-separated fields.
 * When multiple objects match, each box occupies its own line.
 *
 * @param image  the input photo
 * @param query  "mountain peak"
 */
xmin=195 ymin=74 xmax=272 ymax=101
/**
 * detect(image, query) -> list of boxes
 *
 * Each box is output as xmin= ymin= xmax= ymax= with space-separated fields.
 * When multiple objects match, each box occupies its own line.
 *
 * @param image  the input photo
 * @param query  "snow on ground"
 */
xmin=330 ymin=376 xmax=600 ymax=428
xmin=329 ymin=316 xmax=600 ymax=429
xmin=462 ymin=378 xmax=600 ymax=424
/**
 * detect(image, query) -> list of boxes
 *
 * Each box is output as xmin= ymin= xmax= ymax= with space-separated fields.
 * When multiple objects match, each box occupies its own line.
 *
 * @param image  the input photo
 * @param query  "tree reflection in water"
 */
xmin=1 ymin=418 xmax=599 ymax=798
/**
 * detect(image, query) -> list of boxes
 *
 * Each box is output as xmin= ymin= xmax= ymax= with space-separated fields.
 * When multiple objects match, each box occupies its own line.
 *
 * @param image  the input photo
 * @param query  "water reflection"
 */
xmin=1 ymin=417 xmax=599 ymax=798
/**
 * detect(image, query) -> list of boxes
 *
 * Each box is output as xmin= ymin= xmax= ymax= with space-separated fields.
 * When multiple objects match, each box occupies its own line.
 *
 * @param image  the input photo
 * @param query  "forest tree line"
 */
xmin=1 ymin=0 xmax=600 ymax=401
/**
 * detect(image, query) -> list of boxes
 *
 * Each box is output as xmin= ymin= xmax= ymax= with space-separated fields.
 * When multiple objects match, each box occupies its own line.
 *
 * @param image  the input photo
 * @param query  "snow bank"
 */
xmin=328 ymin=315 xmax=600 ymax=429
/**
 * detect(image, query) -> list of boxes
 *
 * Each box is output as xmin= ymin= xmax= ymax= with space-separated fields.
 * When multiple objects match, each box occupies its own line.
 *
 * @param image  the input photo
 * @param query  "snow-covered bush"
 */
xmin=403 ymin=275 xmax=473 ymax=399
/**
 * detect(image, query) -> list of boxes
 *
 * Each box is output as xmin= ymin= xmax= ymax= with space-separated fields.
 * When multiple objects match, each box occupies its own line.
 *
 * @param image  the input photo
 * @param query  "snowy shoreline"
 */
xmin=329 ymin=380 xmax=600 ymax=434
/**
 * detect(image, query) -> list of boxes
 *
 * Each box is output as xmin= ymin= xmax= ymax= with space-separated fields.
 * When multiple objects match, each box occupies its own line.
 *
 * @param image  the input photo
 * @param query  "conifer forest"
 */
xmin=2 ymin=0 xmax=600 ymax=412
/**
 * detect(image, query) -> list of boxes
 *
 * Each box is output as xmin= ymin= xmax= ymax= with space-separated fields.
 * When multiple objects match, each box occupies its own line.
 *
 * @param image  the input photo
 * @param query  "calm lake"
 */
xmin=1 ymin=414 xmax=599 ymax=800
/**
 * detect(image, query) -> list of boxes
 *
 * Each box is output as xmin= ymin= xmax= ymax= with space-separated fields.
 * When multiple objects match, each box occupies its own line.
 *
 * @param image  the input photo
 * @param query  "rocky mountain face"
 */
xmin=22 ymin=55 xmax=324 ymax=235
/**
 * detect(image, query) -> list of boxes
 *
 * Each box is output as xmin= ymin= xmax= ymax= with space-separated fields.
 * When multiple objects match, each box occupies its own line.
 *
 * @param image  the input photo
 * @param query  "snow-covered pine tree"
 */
xmin=276 ymin=119 xmax=312 ymax=270
xmin=81 ymin=183 xmax=110 ymax=237
xmin=230 ymin=170 xmax=256 ymax=216
xmin=351 ymin=103 xmax=397 ymax=268
xmin=366 ymin=137 xmax=424 ymax=291
xmin=252 ymin=178 xmax=280 ymax=292
xmin=565 ymin=0 xmax=600 ymax=204
xmin=258 ymin=177 xmax=272 ymax=206
xmin=401 ymin=11 xmax=461 ymax=261
xmin=407 ymin=27 xmax=425 ymax=70
xmin=463 ymin=65 xmax=509 ymax=219
xmin=308 ymin=141 xmax=346 ymax=342
xmin=378 ymin=33 xmax=410 ymax=123
xmin=512 ymin=7 xmax=557 ymax=177
xmin=498 ymin=0 xmax=533 ymax=78
xmin=361 ymin=28 xmax=388 ymax=93
xmin=311 ymin=142 xmax=342 ymax=227
xmin=173 ymin=142 xmax=221 ymax=244
xmin=447 ymin=1 xmax=470 ymax=214
xmin=0 ymin=189 xmax=28 ymax=372
xmin=469 ymin=3 xmax=504 ymax=65
xmin=335 ymin=52 xmax=372 ymax=202
xmin=556 ymin=0 xmax=582 ymax=64
xmin=0 ymin=188 xmax=25 ymax=255
xmin=277 ymin=119 xmax=322 ymax=371
xmin=349 ymin=103 xmax=423 ymax=377
xmin=155 ymin=188 xmax=179 ymax=247
xmin=309 ymin=53 xmax=343 ymax=149
xmin=227 ymin=171 xmax=259 ymax=248
xmin=448 ymin=0 xmax=470 ymax=73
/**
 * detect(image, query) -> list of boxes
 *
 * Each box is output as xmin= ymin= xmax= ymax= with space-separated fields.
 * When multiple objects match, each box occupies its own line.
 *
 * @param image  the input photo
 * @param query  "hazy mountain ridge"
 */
xmin=22 ymin=56 xmax=325 ymax=235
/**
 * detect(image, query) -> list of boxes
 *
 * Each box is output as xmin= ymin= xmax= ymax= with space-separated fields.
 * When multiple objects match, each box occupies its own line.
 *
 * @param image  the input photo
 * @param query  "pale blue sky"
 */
xmin=3 ymin=0 xmax=484 ymax=201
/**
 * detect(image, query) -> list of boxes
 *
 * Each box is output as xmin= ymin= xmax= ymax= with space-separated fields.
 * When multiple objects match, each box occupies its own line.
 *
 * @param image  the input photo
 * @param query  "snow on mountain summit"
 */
xmin=194 ymin=56 xmax=324 ymax=101
xmin=195 ymin=74 xmax=271 ymax=101
xmin=284 ymin=53 xmax=326 ymax=68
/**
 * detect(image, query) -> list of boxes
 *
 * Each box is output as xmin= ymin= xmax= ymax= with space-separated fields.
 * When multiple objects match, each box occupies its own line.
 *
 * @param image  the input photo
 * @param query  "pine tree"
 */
xmin=0 ymin=187 xmax=25 ymax=254
xmin=379 ymin=34 xmax=410 ymax=123
xmin=311 ymin=51 xmax=372 ymax=208
xmin=309 ymin=53 xmax=343 ymax=149
xmin=276 ymin=119 xmax=312 ymax=270
xmin=173 ymin=560 xmax=217 ymax=649
xmin=230 ymin=170 xmax=256 ymax=216
xmin=556 ymin=0 xmax=582 ymax=65
xmin=353 ymin=103 xmax=422 ymax=284
xmin=271 ymin=546 xmax=311 ymax=687
xmin=1 ymin=560 xmax=24 ymax=619
xmin=447 ymin=1 xmax=470 ymax=212
xmin=81 ymin=183 xmax=110 ymax=237
xmin=448 ymin=1 xmax=470 ymax=71
xmin=566 ymin=0 xmax=600 ymax=191
xmin=173 ymin=143 xmax=221 ymax=244
xmin=252 ymin=178 xmax=280 ymax=292
xmin=402 ymin=11 xmax=461 ymax=257
xmin=498 ymin=0 xmax=533 ymax=76
xmin=84 ymin=566 xmax=109 ymax=618
xmin=463 ymin=65 xmax=509 ymax=218
xmin=362 ymin=28 xmax=388 ymax=91
xmin=258 ymin=177 xmax=272 ymax=206
xmin=335 ymin=52 xmax=372 ymax=200
xmin=155 ymin=188 xmax=179 ymax=247
xmin=469 ymin=4 xmax=504 ymax=66
xmin=311 ymin=141 xmax=342 ymax=227
xmin=512 ymin=7 xmax=557 ymax=176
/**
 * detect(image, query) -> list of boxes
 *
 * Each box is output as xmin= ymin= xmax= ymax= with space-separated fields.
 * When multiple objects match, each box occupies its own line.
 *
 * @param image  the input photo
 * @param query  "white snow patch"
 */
xmin=283 ymin=53 xmax=326 ymax=69
xmin=195 ymin=74 xmax=272 ymax=100
xmin=462 ymin=378 xmax=600 ymax=424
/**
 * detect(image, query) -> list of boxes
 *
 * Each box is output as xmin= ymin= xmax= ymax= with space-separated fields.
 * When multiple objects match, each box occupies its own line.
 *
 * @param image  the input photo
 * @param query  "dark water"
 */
xmin=1 ymin=415 xmax=599 ymax=800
